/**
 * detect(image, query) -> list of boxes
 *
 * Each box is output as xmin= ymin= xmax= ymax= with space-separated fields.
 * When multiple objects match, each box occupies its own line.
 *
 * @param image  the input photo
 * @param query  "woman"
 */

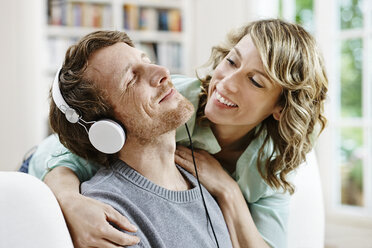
xmin=29 ymin=19 xmax=327 ymax=248
xmin=174 ymin=19 xmax=327 ymax=247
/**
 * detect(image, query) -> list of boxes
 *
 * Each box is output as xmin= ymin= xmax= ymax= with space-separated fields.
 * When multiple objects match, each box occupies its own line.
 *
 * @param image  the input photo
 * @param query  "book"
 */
xmin=168 ymin=9 xmax=182 ymax=32
xmin=124 ymin=4 xmax=139 ymax=30
xmin=140 ymin=8 xmax=158 ymax=31
xmin=158 ymin=9 xmax=168 ymax=31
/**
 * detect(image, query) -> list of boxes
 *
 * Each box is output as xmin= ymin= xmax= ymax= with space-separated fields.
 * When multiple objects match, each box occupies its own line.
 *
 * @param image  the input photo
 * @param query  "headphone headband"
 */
xmin=52 ymin=69 xmax=80 ymax=123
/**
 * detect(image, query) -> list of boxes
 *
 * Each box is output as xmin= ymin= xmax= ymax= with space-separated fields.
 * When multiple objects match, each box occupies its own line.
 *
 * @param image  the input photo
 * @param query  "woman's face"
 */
xmin=205 ymin=34 xmax=283 ymax=129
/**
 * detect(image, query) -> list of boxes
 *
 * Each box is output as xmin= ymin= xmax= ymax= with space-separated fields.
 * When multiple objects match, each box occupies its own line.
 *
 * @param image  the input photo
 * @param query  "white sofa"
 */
xmin=0 ymin=150 xmax=324 ymax=248
xmin=0 ymin=172 xmax=73 ymax=248
xmin=287 ymin=150 xmax=325 ymax=248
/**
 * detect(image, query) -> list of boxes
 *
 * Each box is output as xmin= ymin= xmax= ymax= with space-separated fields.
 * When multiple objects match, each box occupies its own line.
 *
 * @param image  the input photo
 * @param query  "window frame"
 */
xmin=314 ymin=0 xmax=372 ymax=226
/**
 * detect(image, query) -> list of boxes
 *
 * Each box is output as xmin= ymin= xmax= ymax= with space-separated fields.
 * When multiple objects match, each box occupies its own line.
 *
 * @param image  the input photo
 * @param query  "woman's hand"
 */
xmin=176 ymin=147 xmax=270 ymax=248
xmin=44 ymin=166 xmax=140 ymax=248
xmin=58 ymin=192 xmax=140 ymax=248
xmin=175 ymin=145 xmax=236 ymax=198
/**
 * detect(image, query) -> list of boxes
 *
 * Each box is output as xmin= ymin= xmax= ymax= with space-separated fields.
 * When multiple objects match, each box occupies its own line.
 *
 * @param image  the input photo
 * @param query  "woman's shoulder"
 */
xmin=172 ymin=75 xmax=202 ymax=142
xmin=171 ymin=74 xmax=200 ymax=86
xmin=28 ymin=134 xmax=98 ymax=181
xmin=28 ymin=134 xmax=70 ymax=178
xmin=237 ymin=166 xmax=290 ymax=204
xmin=171 ymin=74 xmax=201 ymax=100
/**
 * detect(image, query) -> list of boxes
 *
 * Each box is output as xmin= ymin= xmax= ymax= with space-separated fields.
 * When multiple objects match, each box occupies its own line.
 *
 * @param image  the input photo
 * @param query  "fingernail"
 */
xmin=131 ymin=224 xmax=138 ymax=231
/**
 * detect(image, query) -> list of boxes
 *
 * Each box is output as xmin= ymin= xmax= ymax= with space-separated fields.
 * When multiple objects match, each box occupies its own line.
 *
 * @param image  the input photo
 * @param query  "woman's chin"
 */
xmin=204 ymin=106 xmax=220 ymax=124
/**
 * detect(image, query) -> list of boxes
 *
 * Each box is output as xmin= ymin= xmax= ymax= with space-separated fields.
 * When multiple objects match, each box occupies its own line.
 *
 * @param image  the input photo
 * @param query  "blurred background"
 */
xmin=0 ymin=0 xmax=371 ymax=247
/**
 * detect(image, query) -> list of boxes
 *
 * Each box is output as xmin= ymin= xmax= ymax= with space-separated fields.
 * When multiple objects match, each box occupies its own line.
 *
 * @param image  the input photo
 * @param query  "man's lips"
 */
xmin=159 ymin=88 xmax=175 ymax=103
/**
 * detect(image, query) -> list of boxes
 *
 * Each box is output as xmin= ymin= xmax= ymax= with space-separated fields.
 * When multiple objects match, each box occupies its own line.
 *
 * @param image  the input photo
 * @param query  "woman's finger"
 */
xmin=176 ymin=145 xmax=206 ymax=160
xmin=105 ymin=205 xmax=137 ymax=233
xmin=103 ymin=206 xmax=140 ymax=246
xmin=101 ymin=225 xmax=140 ymax=247
xmin=175 ymin=146 xmax=195 ymax=160
xmin=90 ymin=237 xmax=134 ymax=248
xmin=175 ymin=153 xmax=196 ymax=176
xmin=175 ymin=145 xmax=191 ymax=153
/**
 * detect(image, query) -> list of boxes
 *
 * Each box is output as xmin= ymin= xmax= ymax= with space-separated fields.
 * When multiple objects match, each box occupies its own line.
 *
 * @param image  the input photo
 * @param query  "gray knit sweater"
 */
xmin=81 ymin=160 xmax=232 ymax=248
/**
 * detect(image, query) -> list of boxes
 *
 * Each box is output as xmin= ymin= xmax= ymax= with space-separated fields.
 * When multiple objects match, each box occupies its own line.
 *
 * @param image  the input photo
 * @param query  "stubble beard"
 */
xmin=126 ymin=95 xmax=194 ymax=145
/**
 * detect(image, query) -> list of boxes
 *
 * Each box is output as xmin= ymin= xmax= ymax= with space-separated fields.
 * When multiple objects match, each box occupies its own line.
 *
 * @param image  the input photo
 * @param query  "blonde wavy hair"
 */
xmin=196 ymin=19 xmax=328 ymax=194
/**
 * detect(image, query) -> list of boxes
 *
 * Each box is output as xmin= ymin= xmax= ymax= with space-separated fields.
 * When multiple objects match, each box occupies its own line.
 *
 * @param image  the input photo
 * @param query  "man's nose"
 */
xmin=146 ymin=64 xmax=170 ymax=87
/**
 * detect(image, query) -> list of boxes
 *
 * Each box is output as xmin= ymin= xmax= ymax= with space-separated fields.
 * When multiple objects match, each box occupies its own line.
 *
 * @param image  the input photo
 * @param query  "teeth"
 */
xmin=215 ymin=91 xmax=237 ymax=107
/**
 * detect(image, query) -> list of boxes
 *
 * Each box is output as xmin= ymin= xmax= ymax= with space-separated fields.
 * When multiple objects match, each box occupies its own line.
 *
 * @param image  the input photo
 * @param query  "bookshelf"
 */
xmin=45 ymin=0 xmax=192 ymax=76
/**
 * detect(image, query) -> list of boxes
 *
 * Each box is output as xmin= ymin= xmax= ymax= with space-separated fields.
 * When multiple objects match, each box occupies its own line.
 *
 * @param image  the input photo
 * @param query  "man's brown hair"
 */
xmin=49 ymin=30 xmax=134 ymax=167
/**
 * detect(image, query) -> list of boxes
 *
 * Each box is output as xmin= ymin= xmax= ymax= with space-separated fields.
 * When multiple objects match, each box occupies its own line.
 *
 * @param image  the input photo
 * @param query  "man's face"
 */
xmin=86 ymin=42 xmax=194 ymax=141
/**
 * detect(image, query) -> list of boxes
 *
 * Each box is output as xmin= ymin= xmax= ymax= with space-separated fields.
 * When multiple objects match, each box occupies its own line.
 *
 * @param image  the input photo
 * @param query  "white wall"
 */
xmin=189 ymin=0 xmax=279 ymax=73
xmin=0 ymin=0 xmax=47 ymax=171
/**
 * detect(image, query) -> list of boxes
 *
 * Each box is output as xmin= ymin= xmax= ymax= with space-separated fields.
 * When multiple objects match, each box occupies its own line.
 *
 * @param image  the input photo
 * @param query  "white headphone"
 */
xmin=52 ymin=68 xmax=126 ymax=154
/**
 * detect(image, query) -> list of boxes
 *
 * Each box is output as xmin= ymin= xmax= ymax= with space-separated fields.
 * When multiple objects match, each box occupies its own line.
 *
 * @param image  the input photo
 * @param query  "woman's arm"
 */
xmin=217 ymin=182 xmax=270 ymax=248
xmin=44 ymin=166 xmax=140 ymax=248
xmin=175 ymin=146 xmax=270 ymax=248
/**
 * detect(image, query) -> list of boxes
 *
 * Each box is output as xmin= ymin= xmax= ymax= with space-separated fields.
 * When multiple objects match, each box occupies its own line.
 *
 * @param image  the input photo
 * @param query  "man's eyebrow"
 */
xmin=140 ymin=52 xmax=152 ymax=62
xmin=123 ymin=62 xmax=132 ymax=75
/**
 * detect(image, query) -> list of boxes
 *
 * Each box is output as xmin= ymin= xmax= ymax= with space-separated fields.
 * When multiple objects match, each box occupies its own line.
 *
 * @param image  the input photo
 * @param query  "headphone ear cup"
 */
xmin=88 ymin=120 xmax=126 ymax=154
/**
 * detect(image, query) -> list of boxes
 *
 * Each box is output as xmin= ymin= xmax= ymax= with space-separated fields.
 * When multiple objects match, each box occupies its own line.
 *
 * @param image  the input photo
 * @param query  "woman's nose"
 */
xmin=219 ymin=72 xmax=239 ymax=93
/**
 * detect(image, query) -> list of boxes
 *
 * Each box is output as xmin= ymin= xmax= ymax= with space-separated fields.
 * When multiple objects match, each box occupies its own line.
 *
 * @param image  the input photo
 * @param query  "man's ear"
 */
xmin=272 ymin=105 xmax=283 ymax=121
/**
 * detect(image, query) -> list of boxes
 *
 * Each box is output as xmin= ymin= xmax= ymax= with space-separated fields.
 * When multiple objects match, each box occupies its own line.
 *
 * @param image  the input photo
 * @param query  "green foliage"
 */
xmin=340 ymin=39 xmax=362 ymax=117
xmin=350 ymin=160 xmax=363 ymax=191
xmin=295 ymin=0 xmax=313 ymax=31
xmin=340 ymin=127 xmax=364 ymax=205
xmin=340 ymin=0 xmax=363 ymax=30
xmin=340 ymin=127 xmax=362 ymax=161
xmin=295 ymin=0 xmax=313 ymax=22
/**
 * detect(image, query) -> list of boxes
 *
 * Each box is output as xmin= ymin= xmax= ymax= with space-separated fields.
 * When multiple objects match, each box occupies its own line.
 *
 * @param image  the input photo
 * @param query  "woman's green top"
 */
xmin=29 ymin=75 xmax=290 ymax=248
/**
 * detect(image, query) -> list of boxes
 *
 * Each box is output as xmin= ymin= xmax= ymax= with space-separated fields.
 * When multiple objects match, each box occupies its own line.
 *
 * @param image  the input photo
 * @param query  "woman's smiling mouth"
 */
xmin=214 ymin=90 xmax=238 ymax=107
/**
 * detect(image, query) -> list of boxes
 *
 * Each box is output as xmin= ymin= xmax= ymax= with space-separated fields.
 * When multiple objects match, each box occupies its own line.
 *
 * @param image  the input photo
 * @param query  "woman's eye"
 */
xmin=249 ymin=77 xmax=263 ymax=88
xmin=226 ymin=58 xmax=236 ymax=66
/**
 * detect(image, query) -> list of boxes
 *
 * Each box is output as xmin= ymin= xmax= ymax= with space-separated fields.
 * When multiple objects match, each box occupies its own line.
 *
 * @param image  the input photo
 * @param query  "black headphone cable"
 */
xmin=184 ymin=123 xmax=220 ymax=248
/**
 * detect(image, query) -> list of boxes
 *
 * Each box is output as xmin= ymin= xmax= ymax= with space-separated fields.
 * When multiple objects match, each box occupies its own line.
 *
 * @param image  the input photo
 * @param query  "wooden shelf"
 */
xmin=47 ymin=26 xmax=183 ymax=42
xmin=45 ymin=0 xmax=189 ymax=75
xmin=119 ymin=0 xmax=183 ymax=9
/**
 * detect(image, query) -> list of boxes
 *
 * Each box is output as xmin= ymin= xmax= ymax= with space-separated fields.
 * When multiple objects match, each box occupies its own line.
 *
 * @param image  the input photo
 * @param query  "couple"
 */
xmin=26 ymin=18 xmax=327 ymax=248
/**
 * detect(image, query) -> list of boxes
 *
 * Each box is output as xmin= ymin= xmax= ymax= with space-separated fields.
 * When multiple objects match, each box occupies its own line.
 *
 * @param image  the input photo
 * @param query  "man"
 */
xmin=49 ymin=30 xmax=232 ymax=248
